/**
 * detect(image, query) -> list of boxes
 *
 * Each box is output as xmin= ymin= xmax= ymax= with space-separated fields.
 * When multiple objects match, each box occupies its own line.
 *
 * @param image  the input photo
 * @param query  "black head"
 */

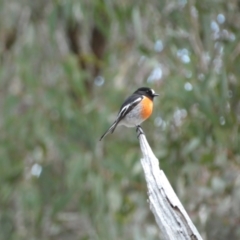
xmin=134 ymin=87 xmax=159 ymax=100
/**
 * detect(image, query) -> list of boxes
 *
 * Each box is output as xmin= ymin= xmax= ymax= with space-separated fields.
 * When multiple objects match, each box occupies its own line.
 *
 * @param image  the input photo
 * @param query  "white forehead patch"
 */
xmin=151 ymin=89 xmax=155 ymax=95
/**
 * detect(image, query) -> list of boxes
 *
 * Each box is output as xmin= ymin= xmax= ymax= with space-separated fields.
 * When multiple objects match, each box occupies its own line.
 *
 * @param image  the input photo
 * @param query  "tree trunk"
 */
xmin=137 ymin=127 xmax=203 ymax=240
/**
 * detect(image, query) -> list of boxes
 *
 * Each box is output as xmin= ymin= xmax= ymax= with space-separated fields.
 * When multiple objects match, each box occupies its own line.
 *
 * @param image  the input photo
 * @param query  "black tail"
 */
xmin=99 ymin=120 xmax=119 ymax=141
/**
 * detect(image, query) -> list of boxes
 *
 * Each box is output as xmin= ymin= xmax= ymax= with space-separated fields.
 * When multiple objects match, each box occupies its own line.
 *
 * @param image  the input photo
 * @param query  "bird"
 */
xmin=99 ymin=87 xmax=159 ymax=141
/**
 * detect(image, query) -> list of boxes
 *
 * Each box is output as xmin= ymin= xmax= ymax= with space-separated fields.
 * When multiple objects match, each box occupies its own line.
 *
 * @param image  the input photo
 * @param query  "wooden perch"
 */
xmin=137 ymin=126 xmax=203 ymax=240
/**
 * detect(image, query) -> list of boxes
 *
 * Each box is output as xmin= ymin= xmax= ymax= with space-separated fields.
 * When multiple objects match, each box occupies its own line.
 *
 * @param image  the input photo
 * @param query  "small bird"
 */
xmin=99 ymin=87 xmax=159 ymax=141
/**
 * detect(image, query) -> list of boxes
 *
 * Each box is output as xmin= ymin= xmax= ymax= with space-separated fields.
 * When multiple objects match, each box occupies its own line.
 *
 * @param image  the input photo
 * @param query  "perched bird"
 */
xmin=99 ymin=87 xmax=159 ymax=141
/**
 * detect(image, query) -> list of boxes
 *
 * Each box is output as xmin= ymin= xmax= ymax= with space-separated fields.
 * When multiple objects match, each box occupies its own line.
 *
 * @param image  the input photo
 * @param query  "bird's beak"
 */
xmin=153 ymin=93 xmax=159 ymax=97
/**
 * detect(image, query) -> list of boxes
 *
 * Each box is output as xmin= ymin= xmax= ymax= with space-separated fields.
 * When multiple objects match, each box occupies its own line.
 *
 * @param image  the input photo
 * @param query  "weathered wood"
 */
xmin=137 ymin=127 xmax=203 ymax=240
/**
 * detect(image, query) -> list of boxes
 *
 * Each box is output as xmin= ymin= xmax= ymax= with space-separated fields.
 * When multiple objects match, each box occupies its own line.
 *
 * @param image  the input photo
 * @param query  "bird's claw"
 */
xmin=136 ymin=125 xmax=144 ymax=138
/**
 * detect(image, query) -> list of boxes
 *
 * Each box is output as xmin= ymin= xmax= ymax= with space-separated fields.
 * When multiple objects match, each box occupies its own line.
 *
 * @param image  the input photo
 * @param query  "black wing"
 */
xmin=118 ymin=93 xmax=143 ymax=118
xmin=99 ymin=93 xmax=142 ymax=141
xmin=109 ymin=94 xmax=143 ymax=133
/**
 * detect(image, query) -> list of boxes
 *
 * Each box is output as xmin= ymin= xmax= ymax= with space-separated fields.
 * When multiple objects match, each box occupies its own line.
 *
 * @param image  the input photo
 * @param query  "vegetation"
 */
xmin=0 ymin=0 xmax=239 ymax=239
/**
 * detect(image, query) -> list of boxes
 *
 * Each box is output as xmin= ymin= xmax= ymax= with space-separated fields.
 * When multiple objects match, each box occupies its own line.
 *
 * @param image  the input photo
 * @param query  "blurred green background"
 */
xmin=0 ymin=0 xmax=240 ymax=239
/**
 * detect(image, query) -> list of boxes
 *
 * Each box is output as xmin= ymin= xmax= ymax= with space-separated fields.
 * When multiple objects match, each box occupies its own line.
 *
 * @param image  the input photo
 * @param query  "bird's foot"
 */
xmin=136 ymin=125 xmax=144 ymax=138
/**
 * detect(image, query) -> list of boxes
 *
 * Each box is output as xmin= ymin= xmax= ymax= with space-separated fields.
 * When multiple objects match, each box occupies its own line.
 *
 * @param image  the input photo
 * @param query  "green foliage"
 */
xmin=0 ymin=0 xmax=240 ymax=239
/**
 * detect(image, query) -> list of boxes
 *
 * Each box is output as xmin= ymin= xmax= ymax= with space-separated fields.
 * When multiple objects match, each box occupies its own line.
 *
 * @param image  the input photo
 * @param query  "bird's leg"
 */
xmin=136 ymin=125 xmax=144 ymax=138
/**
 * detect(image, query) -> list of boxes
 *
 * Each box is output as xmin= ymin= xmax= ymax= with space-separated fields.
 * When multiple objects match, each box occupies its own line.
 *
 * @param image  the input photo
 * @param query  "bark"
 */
xmin=137 ymin=127 xmax=203 ymax=240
